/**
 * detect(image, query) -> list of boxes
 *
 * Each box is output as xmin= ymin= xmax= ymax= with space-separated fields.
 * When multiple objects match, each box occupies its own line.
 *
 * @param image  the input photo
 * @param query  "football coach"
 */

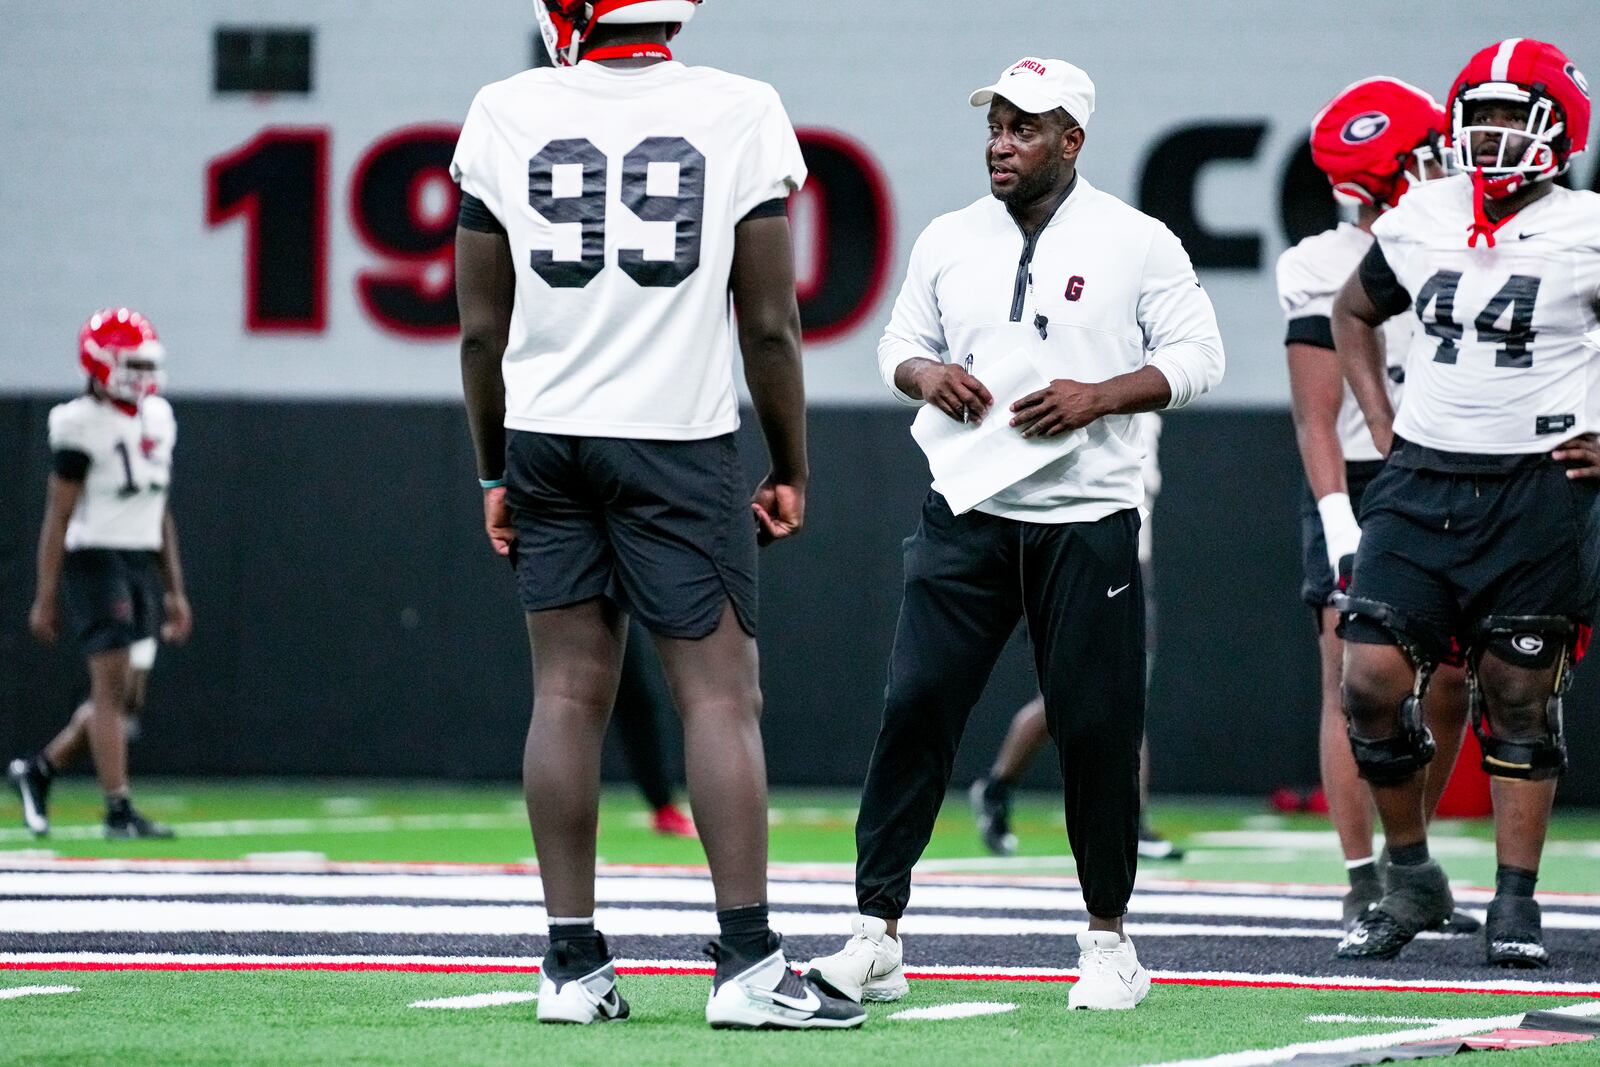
xmin=807 ymin=57 xmax=1224 ymax=1012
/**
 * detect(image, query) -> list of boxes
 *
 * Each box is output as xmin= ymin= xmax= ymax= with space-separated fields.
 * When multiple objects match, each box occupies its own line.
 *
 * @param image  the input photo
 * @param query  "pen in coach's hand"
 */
xmin=963 ymin=353 xmax=974 ymax=423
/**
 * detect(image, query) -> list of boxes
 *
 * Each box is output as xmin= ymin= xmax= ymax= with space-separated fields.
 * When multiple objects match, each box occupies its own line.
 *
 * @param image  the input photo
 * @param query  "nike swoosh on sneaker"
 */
xmin=1107 ymin=584 xmax=1130 ymax=597
xmin=757 ymin=986 xmax=822 ymax=1013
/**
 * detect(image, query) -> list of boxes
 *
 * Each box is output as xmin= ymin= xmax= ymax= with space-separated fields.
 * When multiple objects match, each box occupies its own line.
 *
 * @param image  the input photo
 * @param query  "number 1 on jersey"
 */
xmin=527 ymin=137 xmax=707 ymax=289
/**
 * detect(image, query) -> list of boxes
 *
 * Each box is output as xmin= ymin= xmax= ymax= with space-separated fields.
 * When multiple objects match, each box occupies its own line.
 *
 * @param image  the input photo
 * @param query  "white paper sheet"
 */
xmin=910 ymin=346 xmax=1086 ymax=514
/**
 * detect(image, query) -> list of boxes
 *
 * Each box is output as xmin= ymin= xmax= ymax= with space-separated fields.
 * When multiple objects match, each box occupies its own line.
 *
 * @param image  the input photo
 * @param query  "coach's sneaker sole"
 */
xmin=805 ymin=914 xmax=909 ymax=1003
xmin=7 ymin=759 xmax=50 ymax=837
xmin=1336 ymin=859 xmax=1453 ymax=961
xmin=537 ymin=958 xmax=630 ymax=1024
xmin=1068 ymin=931 xmax=1149 ymax=1010
xmin=1486 ymin=895 xmax=1550 ymax=969
xmin=706 ymin=942 xmax=866 ymax=1030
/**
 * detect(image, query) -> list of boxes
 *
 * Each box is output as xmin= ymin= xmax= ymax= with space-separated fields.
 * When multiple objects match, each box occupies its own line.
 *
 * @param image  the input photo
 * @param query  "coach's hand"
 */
xmin=753 ymin=475 xmax=806 ymax=545
xmin=1553 ymin=432 xmax=1600 ymax=479
xmin=161 ymin=591 xmax=193 ymax=645
xmin=1010 ymin=379 xmax=1106 ymax=438
xmin=483 ymin=486 xmax=516 ymax=558
xmin=913 ymin=361 xmax=993 ymax=424
xmin=28 ymin=598 xmax=57 ymax=644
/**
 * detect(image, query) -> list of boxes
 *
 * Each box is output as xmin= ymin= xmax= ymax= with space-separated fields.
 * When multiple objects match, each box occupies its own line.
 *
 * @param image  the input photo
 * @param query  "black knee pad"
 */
xmin=1350 ymin=703 xmax=1437 ymax=785
xmin=1470 ymin=615 xmax=1576 ymax=781
xmin=1476 ymin=615 xmax=1575 ymax=670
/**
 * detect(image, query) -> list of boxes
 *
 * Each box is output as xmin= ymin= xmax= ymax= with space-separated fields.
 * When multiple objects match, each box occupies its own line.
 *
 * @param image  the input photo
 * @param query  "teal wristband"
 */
xmin=478 ymin=477 xmax=506 ymax=490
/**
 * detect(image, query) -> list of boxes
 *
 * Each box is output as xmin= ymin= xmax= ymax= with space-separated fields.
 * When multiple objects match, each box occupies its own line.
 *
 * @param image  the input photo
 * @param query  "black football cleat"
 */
xmin=968 ymin=778 xmax=1017 ymax=857
xmin=1341 ymin=886 xmax=1381 ymax=932
xmin=104 ymin=805 xmax=175 ymax=840
xmin=1137 ymin=823 xmax=1185 ymax=861
xmin=1336 ymin=859 xmax=1453 ymax=961
xmin=1486 ymin=895 xmax=1550 ymax=969
xmin=1434 ymin=908 xmax=1484 ymax=935
xmin=7 ymin=758 xmax=51 ymax=837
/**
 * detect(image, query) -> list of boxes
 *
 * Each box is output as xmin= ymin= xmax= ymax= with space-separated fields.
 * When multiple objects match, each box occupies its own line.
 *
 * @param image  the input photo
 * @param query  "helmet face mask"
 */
xmin=1447 ymin=39 xmax=1591 ymax=201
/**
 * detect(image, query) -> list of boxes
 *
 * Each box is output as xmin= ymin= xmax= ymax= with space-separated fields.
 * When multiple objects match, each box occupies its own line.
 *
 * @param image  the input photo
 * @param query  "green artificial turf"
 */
xmin=2 ymin=970 xmax=1596 ymax=1067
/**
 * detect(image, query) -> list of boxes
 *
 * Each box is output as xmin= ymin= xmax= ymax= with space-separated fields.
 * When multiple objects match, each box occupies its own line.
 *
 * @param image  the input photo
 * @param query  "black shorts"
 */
xmin=504 ymin=431 xmax=757 ymax=639
xmin=1300 ymin=459 xmax=1387 ymax=609
xmin=61 ymin=549 xmax=163 ymax=655
xmin=1340 ymin=457 xmax=1600 ymax=666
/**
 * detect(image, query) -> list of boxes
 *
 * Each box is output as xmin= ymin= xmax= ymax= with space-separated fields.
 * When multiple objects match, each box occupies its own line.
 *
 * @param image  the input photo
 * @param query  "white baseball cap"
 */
xmin=969 ymin=57 xmax=1096 ymax=129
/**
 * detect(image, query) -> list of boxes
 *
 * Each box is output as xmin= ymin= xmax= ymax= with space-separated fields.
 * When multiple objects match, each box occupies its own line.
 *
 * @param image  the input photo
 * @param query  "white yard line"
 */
xmin=1141 ymin=999 xmax=1600 ymax=1067
xmin=1305 ymin=1014 xmax=1453 ymax=1024
xmin=0 ymin=898 xmax=1351 ymax=939
xmin=888 ymin=1001 xmax=1017 ymax=1021
xmin=1189 ymin=830 xmax=1600 ymax=860
xmin=0 ymin=812 xmax=527 ymax=845
xmin=0 ymin=984 xmax=78 ymax=1001
xmin=410 ymin=990 xmax=538 ymax=1009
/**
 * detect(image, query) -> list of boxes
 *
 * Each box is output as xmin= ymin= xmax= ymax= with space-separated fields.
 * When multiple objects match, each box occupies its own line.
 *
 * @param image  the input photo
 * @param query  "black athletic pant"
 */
xmin=856 ymin=491 xmax=1146 ymax=920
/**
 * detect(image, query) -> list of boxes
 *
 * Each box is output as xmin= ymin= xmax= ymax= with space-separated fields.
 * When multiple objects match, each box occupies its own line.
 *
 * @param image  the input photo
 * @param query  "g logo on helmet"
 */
xmin=1512 ymin=633 xmax=1545 ymax=656
xmin=1341 ymin=111 xmax=1391 ymax=144
xmin=1565 ymin=62 xmax=1591 ymax=99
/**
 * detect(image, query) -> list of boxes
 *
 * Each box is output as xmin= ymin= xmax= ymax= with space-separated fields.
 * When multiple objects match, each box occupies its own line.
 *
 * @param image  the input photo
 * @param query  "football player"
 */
xmin=968 ymin=413 xmax=1184 ymax=862
xmin=1280 ymin=77 xmax=1480 ymax=934
xmin=451 ymin=0 xmax=862 ymax=1029
xmin=9 ymin=309 xmax=191 ymax=840
xmin=1331 ymin=39 xmax=1600 ymax=967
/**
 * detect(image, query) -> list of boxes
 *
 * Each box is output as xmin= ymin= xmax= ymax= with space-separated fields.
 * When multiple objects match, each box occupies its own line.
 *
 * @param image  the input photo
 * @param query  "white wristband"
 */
xmin=1316 ymin=492 xmax=1362 ymax=574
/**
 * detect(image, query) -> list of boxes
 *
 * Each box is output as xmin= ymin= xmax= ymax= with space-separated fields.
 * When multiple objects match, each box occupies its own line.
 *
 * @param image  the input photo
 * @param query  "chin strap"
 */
xmin=1467 ymin=170 xmax=1498 ymax=249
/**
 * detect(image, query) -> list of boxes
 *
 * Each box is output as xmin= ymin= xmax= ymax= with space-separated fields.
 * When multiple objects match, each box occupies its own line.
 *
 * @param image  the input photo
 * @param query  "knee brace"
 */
xmin=1469 ymin=615 xmax=1576 ymax=781
xmin=1341 ymin=597 xmax=1438 ymax=785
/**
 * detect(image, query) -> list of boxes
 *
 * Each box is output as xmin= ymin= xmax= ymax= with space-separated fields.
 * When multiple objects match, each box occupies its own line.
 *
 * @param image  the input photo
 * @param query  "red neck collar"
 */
xmin=583 ymin=43 xmax=672 ymax=63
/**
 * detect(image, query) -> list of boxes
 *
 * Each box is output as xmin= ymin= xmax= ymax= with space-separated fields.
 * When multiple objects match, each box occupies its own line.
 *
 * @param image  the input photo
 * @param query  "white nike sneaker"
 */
xmin=705 ymin=943 xmax=866 ymax=1030
xmin=536 ymin=957 xmax=630 ymax=1024
xmin=804 ymin=915 xmax=909 ymax=1003
xmin=1067 ymin=931 xmax=1149 ymax=1010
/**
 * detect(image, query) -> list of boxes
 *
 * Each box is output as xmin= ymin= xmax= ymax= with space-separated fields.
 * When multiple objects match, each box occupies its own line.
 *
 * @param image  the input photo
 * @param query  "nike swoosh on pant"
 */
xmin=1107 ymin=584 xmax=1130 ymax=597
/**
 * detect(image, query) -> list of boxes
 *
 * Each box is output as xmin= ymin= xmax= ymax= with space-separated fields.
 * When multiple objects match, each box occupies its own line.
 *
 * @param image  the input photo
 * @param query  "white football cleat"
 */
xmin=705 ymin=944 xmax=866 ymax=1030
xmin=804 ymin=915 xmax=909 ymax=1003
xmin=536 ymin=958 xmax=629 ymax=1024
xmin=1067 ymin=931 xmax=1149 ymax=1010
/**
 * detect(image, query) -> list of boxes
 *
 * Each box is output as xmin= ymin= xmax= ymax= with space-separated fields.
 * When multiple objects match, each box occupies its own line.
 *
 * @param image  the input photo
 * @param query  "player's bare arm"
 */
xmin=1286 ymin=342 xmax=1349 ymax=500
xmin=455 ymin=225 xmax=517 ymax=557
xmin=157 ymin=509 xmax=192 ymax=645
xmin=1010 ymin=364 xmax=1171 ymax=438
xmin=729 ymin=213 xmax=808 ymax=544
xmin=28 ymin=474 xmax=82 ymax=644
xmin=1331 ymin=270 xmax=1396 ymax=456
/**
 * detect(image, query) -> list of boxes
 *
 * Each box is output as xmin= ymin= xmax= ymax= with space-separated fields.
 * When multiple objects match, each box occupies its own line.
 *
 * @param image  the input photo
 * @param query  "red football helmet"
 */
xmin=1448 ymin=38 xmax=1591 ymax=200
xmin=79 ymin=308 xmax=165 ymax=406
xmin=535 ymin=0 xmax=702 ymax=67
xmin=1310 ymin=77 xmax=1451 ymax=209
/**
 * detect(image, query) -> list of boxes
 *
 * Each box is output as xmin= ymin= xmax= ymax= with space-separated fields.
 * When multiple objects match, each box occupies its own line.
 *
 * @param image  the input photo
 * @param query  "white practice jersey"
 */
xmin=48 ymin=395 xmax=175 ymax=551
xmin=1370 ymin=174 xmax=1600 ymax=454
xmin=1277 ymin=223 xmax=1408 ymax=463
xmin=451 ymin=60 xmax=806 ymax=441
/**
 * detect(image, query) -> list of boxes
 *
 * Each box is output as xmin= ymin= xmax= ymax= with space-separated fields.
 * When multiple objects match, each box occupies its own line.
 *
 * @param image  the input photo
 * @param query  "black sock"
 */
xmin=1496 ymin=865 xmax=1538 ymax=898
xmin=1387 ymin=840 xmax=1429 ymax=867
xmin=716 ymin=904 xmax=775 ymax=962
xmin=546 ymin=919 xmax=605 ymax=975
xmin=1347 ymin=860 xmax=1381 ymax=897
xmin=105 ymin=794 xmax=132 ymax=820
xmin=32 ymin=754 xmax=56 ymax=780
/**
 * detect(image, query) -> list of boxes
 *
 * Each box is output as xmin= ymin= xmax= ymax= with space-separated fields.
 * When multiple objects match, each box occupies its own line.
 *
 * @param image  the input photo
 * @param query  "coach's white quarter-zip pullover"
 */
xmin=879 ymin=176 xmax=1225 ymax=523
